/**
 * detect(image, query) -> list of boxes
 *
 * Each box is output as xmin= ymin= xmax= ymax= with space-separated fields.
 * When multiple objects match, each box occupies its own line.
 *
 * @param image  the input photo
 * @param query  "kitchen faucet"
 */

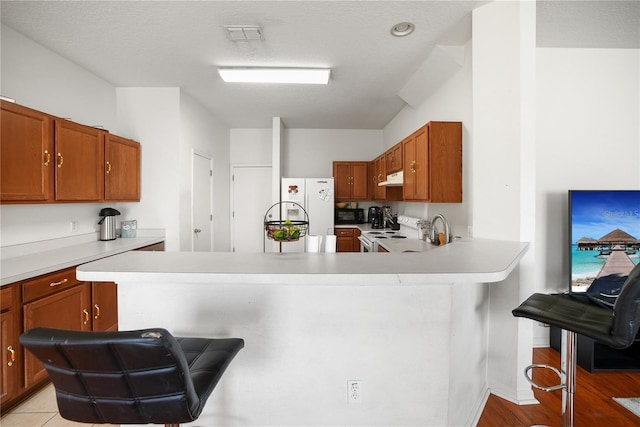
xmin=430 ymin=214 xmax=450 ymax=245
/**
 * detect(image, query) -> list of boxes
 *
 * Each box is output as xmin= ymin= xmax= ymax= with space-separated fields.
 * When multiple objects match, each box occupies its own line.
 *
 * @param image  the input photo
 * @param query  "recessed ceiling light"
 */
xmin=218 ymin=67 xmax=331 ymax=84
xmin=391 ymin=22 xmax=415 ymax=37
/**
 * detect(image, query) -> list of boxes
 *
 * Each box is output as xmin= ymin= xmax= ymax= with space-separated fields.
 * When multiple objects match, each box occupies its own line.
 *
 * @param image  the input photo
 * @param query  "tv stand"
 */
xmin=550 ymin=326 xmax=640 ymax=372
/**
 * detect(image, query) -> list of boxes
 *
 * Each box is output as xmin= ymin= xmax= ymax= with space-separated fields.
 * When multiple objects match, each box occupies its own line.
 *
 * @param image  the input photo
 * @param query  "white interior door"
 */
xmin=231 ymin=165 xmax=273 ymax=252
xmin=192 ymin=152 xmax=213 ymax=251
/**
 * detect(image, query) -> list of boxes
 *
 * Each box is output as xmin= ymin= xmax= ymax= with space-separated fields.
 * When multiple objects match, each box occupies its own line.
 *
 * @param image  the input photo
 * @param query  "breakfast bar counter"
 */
xmin=77 ymin=237 xmax=527 ymax=284
xmin=76 ymin=238 xmax=528 ymax=427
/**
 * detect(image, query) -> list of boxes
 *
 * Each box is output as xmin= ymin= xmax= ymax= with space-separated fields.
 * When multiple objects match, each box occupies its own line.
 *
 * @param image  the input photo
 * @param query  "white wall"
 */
xmin=0 ymin=25 xmax=116 ymax=130
xmin=284 ymin=129 xmax=383 ymax=178
xmin=534 ymin=47 xmax=640 ymax=343
xmin=383 ymin=41 xmax=473 ymax=235
xmin=230 ymin=128 xmax=273 ymax=165
xmin=180 ymin=94 xmax=231 ymax=251
xmin=1 ymin=25 xmax=232 ymax=252
xmin=0 ymin=24 xmax=120 ymax=246
xmin=115 ymin=88 xmax=181 ymax=250
xmin=472 ymin=1 xmax=537 ymax=405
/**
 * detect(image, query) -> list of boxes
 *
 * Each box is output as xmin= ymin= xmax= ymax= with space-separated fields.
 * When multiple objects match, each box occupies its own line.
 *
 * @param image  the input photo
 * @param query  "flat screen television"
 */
xmin=569 ymin=190 xmax=640 ymax=303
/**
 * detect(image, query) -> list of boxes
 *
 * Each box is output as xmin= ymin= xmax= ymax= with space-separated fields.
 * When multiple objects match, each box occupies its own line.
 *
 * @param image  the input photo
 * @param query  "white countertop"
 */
xmin=1 ymin=233 xmax=165 ymax=286
xmin=77 ymin=238 xmax=529 ymax=285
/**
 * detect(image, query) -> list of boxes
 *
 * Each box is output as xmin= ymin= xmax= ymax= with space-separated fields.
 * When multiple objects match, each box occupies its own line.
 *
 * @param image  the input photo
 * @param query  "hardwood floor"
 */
xmin=477 ymin=347 xmax=640 ymax=427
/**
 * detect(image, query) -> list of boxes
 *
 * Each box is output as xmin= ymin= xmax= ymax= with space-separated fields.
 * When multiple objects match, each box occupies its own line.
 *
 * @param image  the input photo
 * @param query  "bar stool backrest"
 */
xmin=20 ymin=327 xmax=204 ymax=424
xmin=612 ymin=263 xmax=640 ymax=348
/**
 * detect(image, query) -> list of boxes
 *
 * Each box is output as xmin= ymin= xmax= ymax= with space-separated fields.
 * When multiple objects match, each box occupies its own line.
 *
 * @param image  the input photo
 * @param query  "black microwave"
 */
xmin=335 ymin=208 xmax=365 ymax=224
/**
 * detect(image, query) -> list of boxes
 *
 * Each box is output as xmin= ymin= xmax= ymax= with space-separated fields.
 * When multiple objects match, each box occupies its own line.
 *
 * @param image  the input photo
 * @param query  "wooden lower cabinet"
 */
xmin=336 ymin=228 xmax=361 ymax=252
xmin=0 ymin=266 xmax=121 ymax=413
xmin=91 ymin=282 xmax=118 ymax=332
xmin=23 ymin=283 xmax=91 ymax=387
xmin=0 ymin=285 xmax=19 ymax=408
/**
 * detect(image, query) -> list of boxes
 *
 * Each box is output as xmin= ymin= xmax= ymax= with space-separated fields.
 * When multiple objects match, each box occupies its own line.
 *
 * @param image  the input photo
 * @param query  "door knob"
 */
xmin=194 ymin=228 xmax=202 ymax=234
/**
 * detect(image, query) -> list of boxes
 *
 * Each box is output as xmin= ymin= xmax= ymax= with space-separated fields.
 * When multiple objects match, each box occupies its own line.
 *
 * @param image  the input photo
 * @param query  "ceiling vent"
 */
xmin=224 ymin=25 xmax=264 ymax=41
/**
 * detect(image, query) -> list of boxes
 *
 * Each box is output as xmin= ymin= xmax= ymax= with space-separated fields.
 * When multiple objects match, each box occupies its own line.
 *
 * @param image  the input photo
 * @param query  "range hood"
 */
xmin=378 ymin=171 xmax=404 ymax=187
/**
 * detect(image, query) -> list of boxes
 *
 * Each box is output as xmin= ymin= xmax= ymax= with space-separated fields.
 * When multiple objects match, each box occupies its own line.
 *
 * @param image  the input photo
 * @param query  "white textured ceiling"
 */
xmin=537 ymin=0 xmax=639 ymax=49
xmin=1 ymin=1 xmax=638 ymax=129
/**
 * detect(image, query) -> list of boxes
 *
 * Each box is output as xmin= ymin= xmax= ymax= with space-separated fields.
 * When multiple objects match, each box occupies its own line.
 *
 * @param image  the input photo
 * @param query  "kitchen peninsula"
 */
xmin=77 ymin=238 xmax=528 ymax=427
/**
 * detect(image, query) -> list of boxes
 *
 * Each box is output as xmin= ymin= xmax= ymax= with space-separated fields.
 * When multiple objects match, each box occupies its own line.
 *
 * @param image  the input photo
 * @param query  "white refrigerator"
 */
xmin=280 ymin=178 xmax=334 ymax=252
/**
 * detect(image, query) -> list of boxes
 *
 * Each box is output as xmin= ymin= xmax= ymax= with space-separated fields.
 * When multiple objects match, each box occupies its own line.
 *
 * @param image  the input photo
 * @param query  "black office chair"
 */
xmin=512 ymin=262 xmax=640 ymax=427
xmin=19 ymin=327 xmax=244 ymax=427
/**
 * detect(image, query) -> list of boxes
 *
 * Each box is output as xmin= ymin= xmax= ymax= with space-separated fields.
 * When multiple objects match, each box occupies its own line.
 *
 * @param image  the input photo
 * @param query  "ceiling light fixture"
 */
xmin=218 ymin=67 xmax=331 ymax=84
xmin=391 ymin=22 xmax=415 ymax=37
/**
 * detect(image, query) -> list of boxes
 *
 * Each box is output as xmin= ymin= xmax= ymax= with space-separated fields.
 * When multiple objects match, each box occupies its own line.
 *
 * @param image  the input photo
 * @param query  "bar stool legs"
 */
xmin=560 ymin=330 xmax=576 ymax=427
xmin=524 ymin=330 xmax=577 ymax=427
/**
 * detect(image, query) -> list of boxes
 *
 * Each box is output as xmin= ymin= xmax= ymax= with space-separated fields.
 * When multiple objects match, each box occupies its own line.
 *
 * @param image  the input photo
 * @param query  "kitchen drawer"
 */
xmin=336 ymin=228 xmax=355 ymax=237
xmin=1 ymin=286 xmax=13 ymax=312
xmin=22 ymin=267 xmax=81 ymax=303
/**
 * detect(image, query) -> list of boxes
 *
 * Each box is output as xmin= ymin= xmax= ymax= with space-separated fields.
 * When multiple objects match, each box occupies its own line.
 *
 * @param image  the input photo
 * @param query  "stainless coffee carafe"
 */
xmin=98 ymin=208 xmax=121 ymax=241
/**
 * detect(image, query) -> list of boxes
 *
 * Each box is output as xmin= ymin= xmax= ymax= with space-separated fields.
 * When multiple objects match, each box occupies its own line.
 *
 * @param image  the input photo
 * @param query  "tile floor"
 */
xmin=1 ymin=384 xmax=119 ymax=427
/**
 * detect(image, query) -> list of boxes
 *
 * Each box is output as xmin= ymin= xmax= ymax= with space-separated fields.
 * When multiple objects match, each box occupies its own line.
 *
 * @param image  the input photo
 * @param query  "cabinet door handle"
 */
xmin=57 ymin=152 xmax=64 ymax=168
xmin=106 ymin=161 xmax=112 ymax=174
xmin=44 ymin=150 xmax=51 ymax=166
xmin=7 ymin=345 xmax=15 ymax=367
xmin=410 ymin=160 xmax=416 ymax=173
xmin=49 ymin=278 xmax=68 ymax=287
xmin=83 ymin=309 xmax=90 ymax=325
xmin=94 ymin=304 xmax=101 ymax=320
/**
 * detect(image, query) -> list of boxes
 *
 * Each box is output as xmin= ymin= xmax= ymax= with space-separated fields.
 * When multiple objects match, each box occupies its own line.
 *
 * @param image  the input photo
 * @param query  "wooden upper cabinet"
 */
xmin=403 ymin=122 xmax=462 ymax=203
xmin=333 ymin=161 xmax=368 ymax=200
xmin=429 ymin=121 xmax=462 ymax=202
xmin=385 ymin=143 xmax=403 ymax=173
xmin=403 ymin=127 xmax=428 ymax=201
xmin=351 ymin=162 xmax=368 ymax=200
xmin=105 ymin=134 xmax=140 ymax=201
xmin=1 ymin=102 xmax=141 ymax=204
xmin=333 ymin=162 xmax=352 ymax=200
xmin=373 ymin=154 xmax=386 ymax=200
xmin=54 ymin=119 xmax=104 ymax=201
xmin=1 ymin=101 xmax=53 ymax=202
xmin=367 ymin=160 xmax=376 ymax=200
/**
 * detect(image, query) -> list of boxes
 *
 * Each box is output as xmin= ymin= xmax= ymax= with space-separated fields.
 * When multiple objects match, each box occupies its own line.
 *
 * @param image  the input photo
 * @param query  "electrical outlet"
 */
xmin=348 ymin=380 xmax=362 ymax=403
xmin=70 ymin=220 xmax=79 ymax=233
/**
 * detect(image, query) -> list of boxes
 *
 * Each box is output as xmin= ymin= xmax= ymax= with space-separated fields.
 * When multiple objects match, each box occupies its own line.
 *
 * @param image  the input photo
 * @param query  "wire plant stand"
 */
xmin=263 ymin=202 xmax=309 ymax=250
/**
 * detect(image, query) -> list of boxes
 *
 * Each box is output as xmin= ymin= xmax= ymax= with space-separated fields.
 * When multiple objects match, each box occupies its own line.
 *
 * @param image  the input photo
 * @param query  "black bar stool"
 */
xmin=512 ymin=263 xmax=640 ymax=427
xmin=20 ymin=327 xmax=244 ymax=427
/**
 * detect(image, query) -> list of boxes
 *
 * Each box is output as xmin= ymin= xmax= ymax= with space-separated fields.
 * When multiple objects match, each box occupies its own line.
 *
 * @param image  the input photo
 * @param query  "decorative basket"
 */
xmin=264 ymin=202 xmax=309 ymax=242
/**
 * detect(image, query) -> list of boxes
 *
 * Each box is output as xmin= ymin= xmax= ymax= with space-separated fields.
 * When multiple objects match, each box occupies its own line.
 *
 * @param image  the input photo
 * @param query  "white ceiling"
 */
xmin=1 ymin=1 xmax=638 ymax=130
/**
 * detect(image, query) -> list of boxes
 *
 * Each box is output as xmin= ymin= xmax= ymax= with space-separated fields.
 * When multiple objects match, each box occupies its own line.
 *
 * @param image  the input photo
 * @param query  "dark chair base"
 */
xmin=524 ymin=329 xmax=576 ymax=427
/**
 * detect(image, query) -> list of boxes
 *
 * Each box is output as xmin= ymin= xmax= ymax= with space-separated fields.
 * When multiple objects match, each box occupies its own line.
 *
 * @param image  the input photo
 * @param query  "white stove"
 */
xmin=358 ymin=215 xmax=422 ymax=253
xmin=358 ymin=230 xmax=405 ymax=252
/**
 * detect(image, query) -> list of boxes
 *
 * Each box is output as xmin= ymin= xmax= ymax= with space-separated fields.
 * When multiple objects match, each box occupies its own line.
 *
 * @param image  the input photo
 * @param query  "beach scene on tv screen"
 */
xmin=571 ymin=191 xmax=640 ymax=293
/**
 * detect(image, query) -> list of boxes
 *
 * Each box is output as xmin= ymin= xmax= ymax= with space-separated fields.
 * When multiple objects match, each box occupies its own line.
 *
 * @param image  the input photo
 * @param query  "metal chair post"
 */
xmin=561 ymin=330 xmax=577 ymax=427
